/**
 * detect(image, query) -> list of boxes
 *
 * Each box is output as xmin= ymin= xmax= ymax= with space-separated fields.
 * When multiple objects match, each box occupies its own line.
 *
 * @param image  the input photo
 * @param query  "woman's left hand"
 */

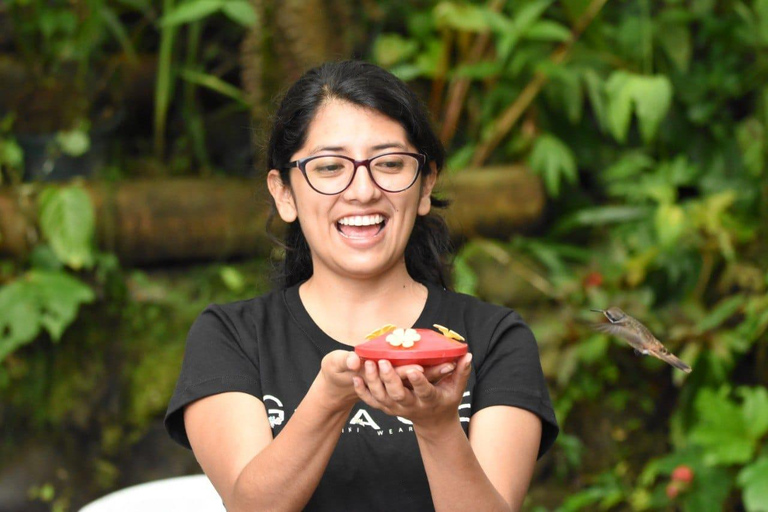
xmin=352 ymin=353 xmax=473 ymax=430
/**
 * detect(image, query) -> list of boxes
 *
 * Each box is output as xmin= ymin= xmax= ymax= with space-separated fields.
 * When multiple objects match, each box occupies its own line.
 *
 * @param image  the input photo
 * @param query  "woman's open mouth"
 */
xmin=336 ymin=214 xmax=387 ymax=239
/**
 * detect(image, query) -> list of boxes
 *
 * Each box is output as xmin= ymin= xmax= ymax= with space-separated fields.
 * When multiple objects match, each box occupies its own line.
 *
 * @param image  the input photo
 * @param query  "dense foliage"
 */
xmin=1 ymin=0 xmax=767 ymax=511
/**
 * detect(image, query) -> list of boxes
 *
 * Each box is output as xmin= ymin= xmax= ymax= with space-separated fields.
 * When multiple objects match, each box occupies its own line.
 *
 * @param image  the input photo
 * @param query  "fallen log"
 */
xmin=0 ymin=166 xmax=544 ymax=265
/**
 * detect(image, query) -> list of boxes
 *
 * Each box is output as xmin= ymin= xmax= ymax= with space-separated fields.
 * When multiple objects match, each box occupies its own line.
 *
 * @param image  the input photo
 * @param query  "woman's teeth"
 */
xmin=336 ymin=214 xmax=386 ymax=238
xmin=337 ymin=214 xmax=385 ymax=226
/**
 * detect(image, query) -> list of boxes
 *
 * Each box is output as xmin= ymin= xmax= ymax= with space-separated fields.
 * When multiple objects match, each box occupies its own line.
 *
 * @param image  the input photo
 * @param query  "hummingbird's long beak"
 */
xmin=590 ymin=309 xmax=605 ymax=313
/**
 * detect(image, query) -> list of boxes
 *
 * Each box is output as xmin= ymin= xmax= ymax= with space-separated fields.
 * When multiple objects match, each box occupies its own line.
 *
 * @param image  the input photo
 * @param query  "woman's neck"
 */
xmin=298 ymin=266 xmax=428 ymax=346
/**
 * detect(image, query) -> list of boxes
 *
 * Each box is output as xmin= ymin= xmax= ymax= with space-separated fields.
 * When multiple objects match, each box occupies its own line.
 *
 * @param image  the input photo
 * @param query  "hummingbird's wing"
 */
xmin=592 ymin=323 xmax=646 ymax=351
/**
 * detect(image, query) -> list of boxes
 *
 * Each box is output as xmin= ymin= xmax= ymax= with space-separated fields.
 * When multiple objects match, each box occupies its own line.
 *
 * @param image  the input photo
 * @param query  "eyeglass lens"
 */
xmin=304 ymin=154 xmax=420 ymax=194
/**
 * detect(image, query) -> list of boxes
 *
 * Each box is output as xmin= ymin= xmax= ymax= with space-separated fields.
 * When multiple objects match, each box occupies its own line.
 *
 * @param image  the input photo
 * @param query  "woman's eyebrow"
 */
xmin=308 ymin=142 xmax=409 ymax=155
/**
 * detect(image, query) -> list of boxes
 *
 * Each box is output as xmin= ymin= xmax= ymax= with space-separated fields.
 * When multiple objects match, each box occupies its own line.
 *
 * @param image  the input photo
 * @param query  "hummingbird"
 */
xmin=591 ymin=307 xmax=692 ymax=373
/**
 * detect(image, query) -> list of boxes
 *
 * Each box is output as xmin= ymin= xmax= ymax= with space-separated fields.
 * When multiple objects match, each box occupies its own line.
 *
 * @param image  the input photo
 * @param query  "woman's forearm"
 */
xmin=415 ymin=419 xmax=514 ymax=512
xmin=228 ymin=376 xmax=352 ymax=512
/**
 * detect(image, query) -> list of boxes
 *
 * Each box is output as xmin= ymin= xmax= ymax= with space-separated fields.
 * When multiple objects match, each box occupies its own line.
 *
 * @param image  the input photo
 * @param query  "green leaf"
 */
xmin=434 ymin=2 xmax=490 ymax=32
xmin=605 ymin=72 xmax=673 ymax=143
xmin=737 ymin=386 xmax=768 ymax=441
xmin=55 ymin=130 xmax=90 ymax=157
xmin=0 ymin=271 xmax=94 ymax=362
xmin=658 ymin=21 xmax=691 ymax=72
xmin=738 ymin=456 xmax=768 ymax=512
xmin=655 ymin=203 xmax=685 ymax=247
xmin=160 ymin=0 xmax=224 ymax=27
xmin=606 ymin=71 xmax=634 ymax=143
xmin=178 ymin=69 xmax=249 ymax=106
xmin=631 ymin=75 xmax=673 ymax=143
xmin=221 ymin=0 xmax=258 ymax=27
xmin=528 ymin=133 xmax=578 ymax=197
xmin=30 ymin=271 xmax=95 ymax=341
xmin=524 ymin=20 xmax=571 ymax=42
xmin=373 ymin=34 xmax=420 ymax=68
xmin=682 ymin=465 xmax=734 ymax=512
xmin=219 ymin=266 xmax=245 ymax=293
xmin=38 ymin=186 xmax=96 ymax=270
xmin=696 ymin=295 xmax=746 ymax=332
xmin=689 ymin=387 xmax=756 ymax=465
xmin=0 ymin=280 xmax=41 ymax=361
xmin=452 ymin=253 xmax=478 ymax=296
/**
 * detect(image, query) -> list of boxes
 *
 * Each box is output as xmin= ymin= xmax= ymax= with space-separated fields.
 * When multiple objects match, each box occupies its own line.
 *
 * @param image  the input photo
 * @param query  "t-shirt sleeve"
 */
xmin=471 ymin=311 xmax=559 ymax=459
xmin=164 ymin=304 xmax=261 ymax=449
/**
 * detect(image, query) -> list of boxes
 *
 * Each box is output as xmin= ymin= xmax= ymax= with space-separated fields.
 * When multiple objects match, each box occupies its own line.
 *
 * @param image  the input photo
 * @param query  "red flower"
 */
xmin=666 ymin=482 xmax=680 ymax=499
xmin=671 ymin=465 xmax=694 ymax=484
xmin=583 ymin=271 xmax=603 ymax=288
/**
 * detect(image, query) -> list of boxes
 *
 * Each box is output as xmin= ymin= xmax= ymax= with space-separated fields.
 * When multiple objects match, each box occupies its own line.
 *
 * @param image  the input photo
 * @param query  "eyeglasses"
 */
xmin=285 ymin=152 xmax=426 ymax=195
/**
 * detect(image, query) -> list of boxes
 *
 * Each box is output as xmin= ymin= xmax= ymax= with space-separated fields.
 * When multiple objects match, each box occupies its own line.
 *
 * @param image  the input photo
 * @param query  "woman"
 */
xmin=165 ymin=60 xmax=558 ymax=511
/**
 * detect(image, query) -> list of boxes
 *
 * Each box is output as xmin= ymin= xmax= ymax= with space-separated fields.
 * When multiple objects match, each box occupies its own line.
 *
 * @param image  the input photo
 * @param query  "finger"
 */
xmin=346 ymin=352 xmax=362 ymax=372
xmin=393 ymin=363 xmax=424 ymax=381
xmin=406 ymin=370 xmax=435 ymax=400
xmin=379 ymin=360 xmax=409 ymax=403
xmin=352 ymin=376 xmax=379 ymax=408
xmin=363 ymin=359 xmax=388 ymax=402
xmin=422 ymin=362 xmax=456 ymax=383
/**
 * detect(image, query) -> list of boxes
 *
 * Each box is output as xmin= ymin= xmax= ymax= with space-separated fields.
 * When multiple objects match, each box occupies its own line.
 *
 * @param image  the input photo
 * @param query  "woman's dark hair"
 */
xmin=266 ymin=60 xmax=452 ymax=290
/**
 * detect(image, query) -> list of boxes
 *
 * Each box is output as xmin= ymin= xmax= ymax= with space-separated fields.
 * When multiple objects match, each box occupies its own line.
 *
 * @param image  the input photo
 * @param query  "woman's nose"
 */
xmin=342 ymin=164 xmax=380 ymax=201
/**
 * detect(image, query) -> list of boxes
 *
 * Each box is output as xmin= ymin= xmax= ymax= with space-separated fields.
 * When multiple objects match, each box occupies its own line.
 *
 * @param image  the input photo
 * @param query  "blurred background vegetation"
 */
xmin=1 ymin=0 xmax=767 ymax=510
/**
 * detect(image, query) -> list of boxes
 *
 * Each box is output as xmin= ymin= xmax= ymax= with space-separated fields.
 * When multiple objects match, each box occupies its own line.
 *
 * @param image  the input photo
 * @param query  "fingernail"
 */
xmin=440 ymin=364 xmax=455 ymax=375
xmin=378 ymin=360 xmax=389 ymax=372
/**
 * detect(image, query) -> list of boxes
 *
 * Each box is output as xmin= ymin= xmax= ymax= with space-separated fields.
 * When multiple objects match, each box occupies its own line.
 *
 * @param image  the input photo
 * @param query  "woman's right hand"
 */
xmin=318 ymin=350 xmax=453 ymax=412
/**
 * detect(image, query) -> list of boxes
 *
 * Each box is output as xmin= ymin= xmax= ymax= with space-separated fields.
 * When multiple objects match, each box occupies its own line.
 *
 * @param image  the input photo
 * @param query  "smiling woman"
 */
xmin=164 ymin=60 xmax=558 ymax=512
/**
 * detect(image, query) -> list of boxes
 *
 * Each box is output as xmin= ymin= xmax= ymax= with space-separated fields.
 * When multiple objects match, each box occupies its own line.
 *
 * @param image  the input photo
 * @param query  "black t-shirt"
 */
xmin=165 ymin=281 xmax=558 ymax=511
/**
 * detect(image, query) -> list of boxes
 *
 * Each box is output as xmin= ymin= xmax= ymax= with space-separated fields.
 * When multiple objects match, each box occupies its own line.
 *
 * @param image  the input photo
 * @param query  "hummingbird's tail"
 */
xmin=657 ymin=352 xmax=692 ymax=373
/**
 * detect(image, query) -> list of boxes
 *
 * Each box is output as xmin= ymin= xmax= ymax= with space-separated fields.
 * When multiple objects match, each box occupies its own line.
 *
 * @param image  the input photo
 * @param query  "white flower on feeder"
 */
xmin=386 ymin=328 xmax=421 ymax=348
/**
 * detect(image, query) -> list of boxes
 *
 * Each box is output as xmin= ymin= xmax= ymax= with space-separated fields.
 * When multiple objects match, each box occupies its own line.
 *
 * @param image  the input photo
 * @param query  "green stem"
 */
xmin=154 ymin=0 xmax=176 ymax=159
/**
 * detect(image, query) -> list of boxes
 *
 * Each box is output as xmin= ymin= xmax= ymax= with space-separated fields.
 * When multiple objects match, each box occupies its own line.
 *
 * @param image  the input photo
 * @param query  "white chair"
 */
xmin=79 ymin=474 xmax=225 ymax=512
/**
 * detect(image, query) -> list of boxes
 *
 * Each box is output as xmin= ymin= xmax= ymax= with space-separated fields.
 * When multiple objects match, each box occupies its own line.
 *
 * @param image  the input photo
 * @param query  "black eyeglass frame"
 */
xmin=284 ymin=152 xmax=427 ymax=195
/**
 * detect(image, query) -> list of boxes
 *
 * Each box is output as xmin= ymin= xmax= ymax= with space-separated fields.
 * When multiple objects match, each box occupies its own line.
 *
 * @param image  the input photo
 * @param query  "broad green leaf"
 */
xmin=737 ymin=386 xmax=768 ymax=441
xmin=655 ymin=203 xmax=685 ymax=247
xmin=528 ymin=133 xmax=578 ymax=197
xmin=0 ymin=138 xmax=24 ymax=168
xmin=523 ymin=20 xmax=571 ymax=42
xmin=414 ymin=39 xmax=444 ymax=78
xmin=30 ymin=271 xmax=95 ymax=340
xmin=373 ymin=34 xmax=419 ymax=68
xmin=453 ymin=61 xmax=502 ymax=79
xmin=55 ymin=130 xmax=90 ymax=157
xmin=219 ymin=266 xmax=245 ymax=293
xmin=434 ymin=2 xmax=490 ymax=32
xmin=682 ymin=465 xmax=733 ymax=512
xmin=603 ymin=151 xmax=655 ymax=181
xmin=658 ymin=21 xmax=691 ymax=72
xmin=452 ymin=253 xmax=478 ymax=296
xmin=0 ymin=271 xmax=94 ymax=362
xmin=631 ymin=75 xmax=673 ymax=143
xmin=0 ymin=280 xmax=40 ymax=361
xmin=221 ymin=0 xmax=258 ymax=26
xmin=38 ymin=186 xmax=96 ymax=270
xmin=738 ymin=456 xmax=768 ymax=512
xmin=689 ymin=387 xmax=755 ymax=465
xmin=606 ymin=71 xmax=634 ymax=143
xmin=606 ymin=72 xmax=673 ymax=143
xmin=160 ymin=0 xmax=223 ymax=27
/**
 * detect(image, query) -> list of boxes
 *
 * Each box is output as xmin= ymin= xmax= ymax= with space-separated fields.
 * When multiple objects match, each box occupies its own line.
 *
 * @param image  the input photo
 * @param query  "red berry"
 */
xmin=666 ymin=482 xmax=680 ymax=499
xmin=583 ymin=271 xmax=603 ymax=288
xmin=672 ymin=465 xmax=694 ymax=483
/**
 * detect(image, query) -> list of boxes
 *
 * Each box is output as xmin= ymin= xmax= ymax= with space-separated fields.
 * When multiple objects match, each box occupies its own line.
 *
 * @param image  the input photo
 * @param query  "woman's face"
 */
xmin=268 ymin=99 xmax=436 ymax=281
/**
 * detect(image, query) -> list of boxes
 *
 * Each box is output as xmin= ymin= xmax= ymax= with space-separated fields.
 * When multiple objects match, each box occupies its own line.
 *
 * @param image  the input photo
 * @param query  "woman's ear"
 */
xmin=267 ymin=170 xmax=298 ymax=223
xmin=417 ymin=163 xmax=438 ymax=216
